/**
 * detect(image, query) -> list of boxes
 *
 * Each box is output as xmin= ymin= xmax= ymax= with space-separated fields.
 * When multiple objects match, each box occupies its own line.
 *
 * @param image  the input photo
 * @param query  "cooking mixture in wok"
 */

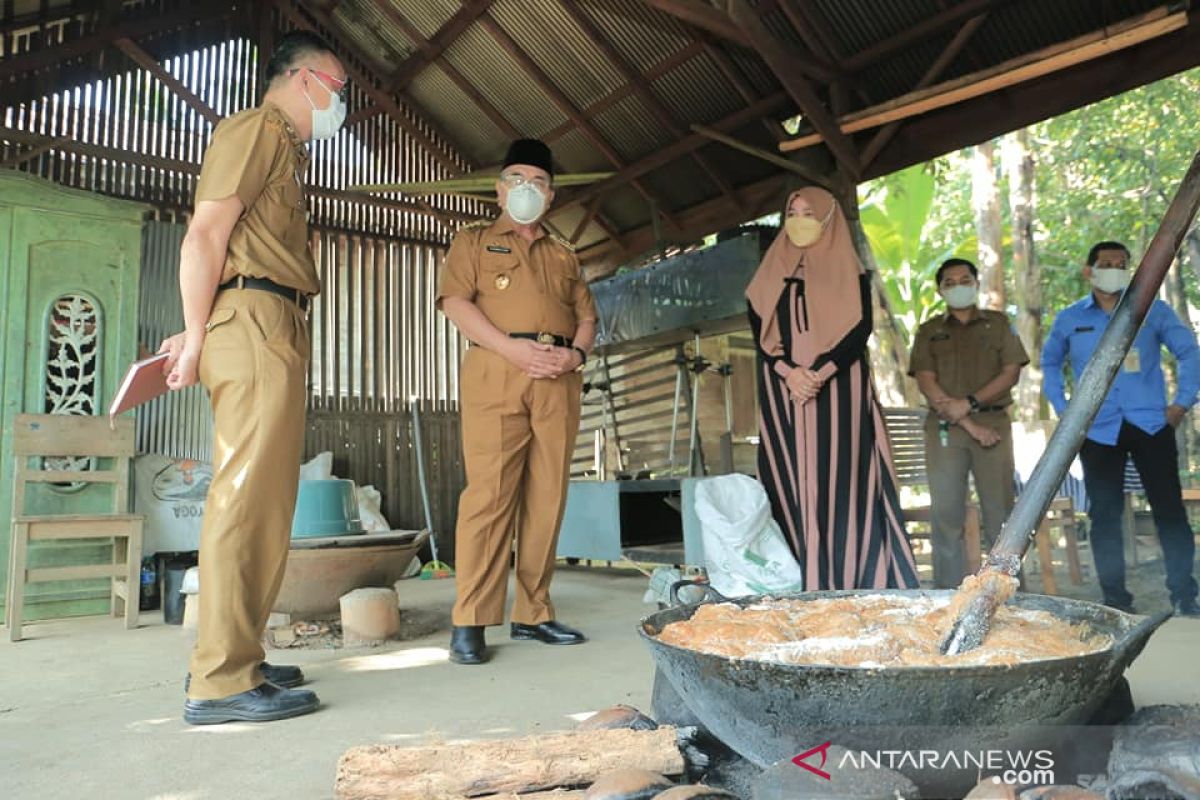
xmin=655 ymin=575 xmax=1113 ymax=668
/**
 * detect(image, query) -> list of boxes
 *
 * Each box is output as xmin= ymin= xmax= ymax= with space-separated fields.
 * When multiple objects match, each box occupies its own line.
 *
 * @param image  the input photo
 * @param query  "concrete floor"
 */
xmin=2 ymin=567 xmax=1198 ymax=800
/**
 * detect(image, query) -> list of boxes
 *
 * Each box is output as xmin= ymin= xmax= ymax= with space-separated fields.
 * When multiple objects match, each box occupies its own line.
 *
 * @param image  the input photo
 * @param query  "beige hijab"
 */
xmin=745 ymin=187 xmax=863 ymax=366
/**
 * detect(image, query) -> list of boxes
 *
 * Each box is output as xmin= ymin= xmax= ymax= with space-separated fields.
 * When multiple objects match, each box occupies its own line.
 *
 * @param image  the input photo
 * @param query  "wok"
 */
xmin=641 ymin=587 xmax=1169 ymax=774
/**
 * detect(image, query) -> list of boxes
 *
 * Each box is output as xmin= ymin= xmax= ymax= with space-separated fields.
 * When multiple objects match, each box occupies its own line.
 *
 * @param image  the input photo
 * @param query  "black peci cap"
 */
xmin=502 ymin=138 xmax=554 ymax=176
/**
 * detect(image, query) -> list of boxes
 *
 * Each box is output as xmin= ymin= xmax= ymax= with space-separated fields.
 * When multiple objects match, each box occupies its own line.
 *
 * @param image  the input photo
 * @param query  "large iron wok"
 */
xmin=641 ymin=587 xmax=1170 ymax=773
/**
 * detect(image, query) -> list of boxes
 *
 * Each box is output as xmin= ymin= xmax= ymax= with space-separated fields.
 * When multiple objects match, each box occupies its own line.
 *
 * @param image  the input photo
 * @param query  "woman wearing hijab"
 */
xmin=745 ymin=187 xmax=919 ymax=590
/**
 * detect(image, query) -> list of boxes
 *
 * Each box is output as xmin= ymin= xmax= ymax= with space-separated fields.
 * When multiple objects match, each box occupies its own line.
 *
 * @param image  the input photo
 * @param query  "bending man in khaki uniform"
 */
xmin=159 ymin=32 xmax=346 ymax=724
xmin=437 ymin=139 xmax=597 ymax=665
xmin=909 ymin=258 xmax=1028 ymax=588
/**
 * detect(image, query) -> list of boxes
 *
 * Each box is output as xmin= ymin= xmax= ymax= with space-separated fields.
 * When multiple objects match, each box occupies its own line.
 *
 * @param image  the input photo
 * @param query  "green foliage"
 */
xmin=859 ymin=163 xmax=976 ymax=339
xmin=862 ymin=66 xmax=1200 ymax=337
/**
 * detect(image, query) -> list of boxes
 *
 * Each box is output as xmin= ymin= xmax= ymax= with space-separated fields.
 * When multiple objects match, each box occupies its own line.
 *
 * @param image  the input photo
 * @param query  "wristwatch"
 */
xmin=967 ymin=394 xmax=981 ymax=413
xmin=573 ymin=346 xmax=587 ymax=372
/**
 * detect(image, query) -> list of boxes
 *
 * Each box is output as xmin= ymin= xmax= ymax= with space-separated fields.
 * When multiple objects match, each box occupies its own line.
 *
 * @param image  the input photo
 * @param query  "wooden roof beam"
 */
xmin=727 ymin=0 xmax=861 ymax=178
xmin=559 ymin=2 xmax=740 ymax=210
xmin=643 ymin=0 xmax=837 ymax=82
xmin=541 ymin=40 xmax=705 ymax=143
xmin=577 ymin=171 xmax=791 ymax=268
xmin=0 ymin=1 xmax=233 ymax=82
xmin=641 ymin=0 xmax=750 ymax=46
xmin=859 ymin=13 xmax=988 ymax=169
xmin=696 ymin=36 xmax=786 ymax=142
xmin=781 ymin=6 xmax=1187 ymax=153
xmin=382 ymin=0 xmax=496 ymax=92
xmin=113 ymin=37 xmax=221 ymax=126
xmin=0 ymin=125 xmax=481 ymax=224
xmin=558 ymin=90 xmax=791 ymax=213
xmin=845 ymin=0 xmax=1007 ymax=73
xmin=477 ymin=11 xmax=682 ymax=232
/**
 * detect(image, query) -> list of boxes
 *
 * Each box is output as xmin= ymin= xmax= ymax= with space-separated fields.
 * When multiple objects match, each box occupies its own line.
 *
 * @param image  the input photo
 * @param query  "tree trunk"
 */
xmin=972 ymin=141 xmax=1005 ymax=311
xmin=847 ymin=214 xmax=918 ymax=406
xmin=1004 ymin=130 xmax=1041 ymax=421
xmin=335 ymin=728 xmax=686 ymax=800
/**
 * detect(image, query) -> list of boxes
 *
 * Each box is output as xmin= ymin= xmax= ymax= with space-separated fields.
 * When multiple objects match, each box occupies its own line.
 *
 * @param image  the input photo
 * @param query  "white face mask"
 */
xmin=1091 ymin=267 xmax=1131 ymax=295
xmin=304 ymin=77 xmax=346 ymax=141
xmin=505 ymin=183 xmax=547 ymax=225
xmin=942 ymin=284 xmax=979 ymax=309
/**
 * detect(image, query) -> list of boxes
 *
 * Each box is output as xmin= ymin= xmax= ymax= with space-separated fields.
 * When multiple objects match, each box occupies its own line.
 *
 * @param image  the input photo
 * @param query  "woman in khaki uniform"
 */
xmin=159 ymin=32 xmax=346 ymax=725
xmin=437 ymin=139 xmax=597 ymax=665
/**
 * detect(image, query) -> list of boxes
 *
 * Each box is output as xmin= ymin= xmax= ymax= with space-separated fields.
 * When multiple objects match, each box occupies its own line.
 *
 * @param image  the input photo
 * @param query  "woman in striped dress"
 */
xmin=745 ymin=187 xmax=918 ymax=590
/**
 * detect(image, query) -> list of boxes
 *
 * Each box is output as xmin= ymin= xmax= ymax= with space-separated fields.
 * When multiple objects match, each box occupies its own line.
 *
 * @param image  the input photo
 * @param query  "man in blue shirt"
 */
xmin=1042 ymin=241 xmax=1200 ymax=616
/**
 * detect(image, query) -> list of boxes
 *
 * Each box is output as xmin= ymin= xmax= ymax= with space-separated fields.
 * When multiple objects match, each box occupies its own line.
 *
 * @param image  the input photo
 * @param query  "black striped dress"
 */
xmin=749 ymin=273 xmax=919 ymax=590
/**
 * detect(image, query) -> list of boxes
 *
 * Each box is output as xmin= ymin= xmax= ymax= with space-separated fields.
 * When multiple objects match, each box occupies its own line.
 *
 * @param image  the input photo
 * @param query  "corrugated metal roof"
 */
xmin=407 ymin=65 xmax=508 ymax=160
xmin=489 ymin=0 xmax=624 ymax=111
xmin=392 ymin=0 xmax=461 ymax=41
xmin=589 ymin=94 xmax=673 ymax=163
xmin=651 ymin=53 xmax=745 ymax=126
xmin=336 ymin=0 xmax=418 ymax=62
xmin=815 ymin=0 xmax=940 ymax=59
xmin=441 ymin=23 xmax=567 ymax=140
xmin=578 ymin=0 xmax=691 ymax=75
xmin=4 ymin=0 xmax=1195 ymax=262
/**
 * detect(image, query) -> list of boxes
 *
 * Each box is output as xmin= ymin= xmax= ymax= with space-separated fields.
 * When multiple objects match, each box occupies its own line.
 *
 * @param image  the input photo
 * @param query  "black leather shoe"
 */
xmin=1174 ymin=598 xmax=1200 ymax=617
xmin=510 ymin=620 xmax=586 ymax=645
xmin=184 ymin=662 xmax=305 ymax=693
xmin=449 ymin=625 xmax=489 ymax=665
xmin=183 ymin=682 xmax=319 ymax=725
xmin=1105 ymin=599 xmax=1137 ymax=615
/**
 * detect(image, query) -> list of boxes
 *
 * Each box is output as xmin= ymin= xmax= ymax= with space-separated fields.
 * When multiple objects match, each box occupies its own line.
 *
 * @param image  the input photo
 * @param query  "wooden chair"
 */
xmin=6 ymin=414 xmax=143 ymax=641
xmin=1011 ymin=420 xmax=1086 ymax=596
xmin=1031 ymin=495 xmax=1085 ymax=596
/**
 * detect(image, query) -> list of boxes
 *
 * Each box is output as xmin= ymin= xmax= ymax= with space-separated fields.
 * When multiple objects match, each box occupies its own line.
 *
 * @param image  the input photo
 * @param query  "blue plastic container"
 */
xmin=291 ymin=479 xmax=366 ymax=538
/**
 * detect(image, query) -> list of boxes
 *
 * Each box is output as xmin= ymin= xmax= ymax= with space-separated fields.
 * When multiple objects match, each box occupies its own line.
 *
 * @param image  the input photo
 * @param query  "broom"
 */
xmin=411 ymin=397 xmax=453 ymax=580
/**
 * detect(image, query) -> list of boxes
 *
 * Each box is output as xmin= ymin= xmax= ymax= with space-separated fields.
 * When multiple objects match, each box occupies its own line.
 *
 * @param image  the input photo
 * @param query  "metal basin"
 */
xmin=640 ymin=589 xmax=1169 ymax=772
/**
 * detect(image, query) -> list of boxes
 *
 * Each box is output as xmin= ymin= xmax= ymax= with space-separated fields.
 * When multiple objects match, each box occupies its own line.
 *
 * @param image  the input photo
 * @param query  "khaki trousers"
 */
xmin=925 ymin=412 xmax=1014 ymax=589
xmin=188 ymin=289 xmax=309 ymax=700
xmin=452 ymin=347 xmax=582 ymax=627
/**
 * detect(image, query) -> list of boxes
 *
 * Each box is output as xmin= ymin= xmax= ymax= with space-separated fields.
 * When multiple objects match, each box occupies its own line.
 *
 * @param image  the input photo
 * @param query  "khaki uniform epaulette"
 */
xmin=547 ymin=231 xmax=575 ymax=253
xmin=461 ymin=219 xmax=491 ymax=230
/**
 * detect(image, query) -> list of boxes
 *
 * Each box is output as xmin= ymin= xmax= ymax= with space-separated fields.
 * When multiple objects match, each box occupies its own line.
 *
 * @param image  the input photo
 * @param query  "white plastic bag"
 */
xmin=298 ymin=451 xmax=334 ymax=481
xmin=356 ymin=484 xmax=391 ymax=532
xmin=694 ymin=474 xmax=805 ymax=597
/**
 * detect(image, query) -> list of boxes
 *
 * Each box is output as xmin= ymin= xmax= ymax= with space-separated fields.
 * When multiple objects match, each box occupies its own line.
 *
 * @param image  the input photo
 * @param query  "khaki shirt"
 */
xmin=195 ymin=102 xmax=319 ymax=296
xmin=436 ymin=216 xmax=597 ymax=338
xmin=909 ymin=308 xmax=1029 ymax=405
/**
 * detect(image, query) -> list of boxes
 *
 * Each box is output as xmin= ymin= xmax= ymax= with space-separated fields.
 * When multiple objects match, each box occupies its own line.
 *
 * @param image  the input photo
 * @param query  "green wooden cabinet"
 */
xmin=0 ymin=170 xmax=147 ymax=620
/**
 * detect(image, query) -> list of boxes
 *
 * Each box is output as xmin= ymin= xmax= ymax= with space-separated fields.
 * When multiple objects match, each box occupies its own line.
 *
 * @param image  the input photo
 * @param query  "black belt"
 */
xmin=977 ymin=404 xmax=1009 ymax=413
xmin=509 ymin=331 xmax=573 ymax=348
xmin=219 ymin=276 xmax=310 ymax=314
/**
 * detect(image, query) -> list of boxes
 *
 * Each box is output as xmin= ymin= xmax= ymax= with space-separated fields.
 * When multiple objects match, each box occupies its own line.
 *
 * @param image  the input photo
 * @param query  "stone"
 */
xmin=584 ymin=769 xmax=673 ymax=799
xmin=339 ymin=587 xmax=400 ymax=646
xmin=578 ymin=705 xmax=658 ymax=732
xmin=964 ymin=777 xmax=1019 ymax=800
xmin=654 ymin=785 xmax=740 ymax=798
xmin=1108 ymin=704 xmax=1200 ymax=800
xmin=1019 ymin=787 xmax=1103 ymax=800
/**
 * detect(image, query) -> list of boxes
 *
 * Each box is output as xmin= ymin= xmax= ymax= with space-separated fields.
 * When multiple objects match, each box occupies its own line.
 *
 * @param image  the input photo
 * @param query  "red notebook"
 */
xmin=108 ymin=352 xmax=170 ymax=421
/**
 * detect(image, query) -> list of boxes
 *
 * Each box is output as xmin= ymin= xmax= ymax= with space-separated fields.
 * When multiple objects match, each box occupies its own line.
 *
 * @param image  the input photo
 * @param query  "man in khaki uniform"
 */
xmin=909 ymin=258 xmax=1028 ymax=588
xmin=437 ymin=139 xmax=597 ymax=665
xmin=158 ymin=32 xmax=346 ymax=724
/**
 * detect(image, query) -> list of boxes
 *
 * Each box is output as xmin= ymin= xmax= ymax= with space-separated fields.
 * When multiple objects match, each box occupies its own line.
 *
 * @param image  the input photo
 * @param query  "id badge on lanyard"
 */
xmin=1123 ymin=347 xmax=1141 ymax=373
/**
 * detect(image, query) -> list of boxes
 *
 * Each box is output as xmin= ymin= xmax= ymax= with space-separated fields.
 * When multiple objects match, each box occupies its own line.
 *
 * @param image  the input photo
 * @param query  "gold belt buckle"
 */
xmin=536 ymin=332 xmax=555 ymax=345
